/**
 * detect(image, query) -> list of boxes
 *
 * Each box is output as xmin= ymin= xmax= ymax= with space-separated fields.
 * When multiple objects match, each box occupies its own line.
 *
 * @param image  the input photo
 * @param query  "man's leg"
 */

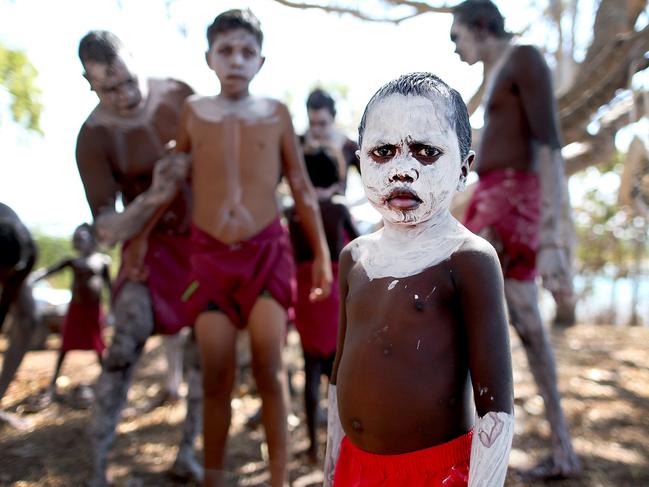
xmin=170 ymin=330 xmax=203 ymax=482
xmin=163 ymin=333 xmax=184 ymax=401
xmin=0 ymin=283 xmax=39 ymax=404
xmin=248 ymin=297 xmax=289 ymax=487
xmin=505 ymin=279 xmax=580 ymax=478
xmin=195 ymin=310 xmax=238 ymax=487
xmin=89 ymin=281 xmax=154 ymax=487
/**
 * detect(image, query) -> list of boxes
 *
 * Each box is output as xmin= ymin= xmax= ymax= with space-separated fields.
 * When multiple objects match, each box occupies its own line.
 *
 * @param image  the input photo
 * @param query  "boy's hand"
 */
xmin=309 ymin=254 xmax=333 ymax=302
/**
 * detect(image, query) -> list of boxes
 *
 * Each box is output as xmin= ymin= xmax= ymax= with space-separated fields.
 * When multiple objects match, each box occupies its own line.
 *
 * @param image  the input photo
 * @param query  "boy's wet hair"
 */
xmin=306 ymin=89 xmax=336 ymax=118
xmin=78 ymin=30 xmax=123 ymax=67
xmin=0 ymin=224 xmax=21 ymax=269
xmin=452 ymin=0 xmax=511 ymax=39
xmin=207 ymin=9 xmax=263 ymax=49
xmin=358 ymin=72 xmax=472 ymax=162
xmin=304 ymin=151 xmax=339 ymax=190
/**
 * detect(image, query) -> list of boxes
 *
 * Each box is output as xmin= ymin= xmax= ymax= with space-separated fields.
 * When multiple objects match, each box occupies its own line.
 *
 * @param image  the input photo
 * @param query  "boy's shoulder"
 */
xmin=450 ymin=229 xmax=502 ymax=277
xmin=184 ymin=95 xmax=287 ymax=122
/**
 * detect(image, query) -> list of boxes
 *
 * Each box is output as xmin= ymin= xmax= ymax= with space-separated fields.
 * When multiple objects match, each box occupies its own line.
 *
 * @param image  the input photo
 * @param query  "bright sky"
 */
xmin=0 ymin=0 xmax=622 ymax=236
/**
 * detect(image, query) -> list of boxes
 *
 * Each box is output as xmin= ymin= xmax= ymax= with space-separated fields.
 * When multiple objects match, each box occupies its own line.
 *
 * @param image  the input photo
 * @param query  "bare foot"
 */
xmin=517 ymin=455 xmax=581 ymax=481
xmin=22 ymin=388 xmax=54 ymax=413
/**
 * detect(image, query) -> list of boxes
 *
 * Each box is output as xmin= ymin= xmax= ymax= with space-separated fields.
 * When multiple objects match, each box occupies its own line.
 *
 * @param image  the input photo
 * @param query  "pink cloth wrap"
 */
xmin=294 ymin=261 xmax=339 ymax=357
xmin=185 ymin=219 xmax=296 ymax=329
xmin=464 ymin=169 xmax=540 ymax=281
xmin=60 ymin=302 xmax=106 ymax=353
xmin=113 ymin=232 xmax=192 ymax=335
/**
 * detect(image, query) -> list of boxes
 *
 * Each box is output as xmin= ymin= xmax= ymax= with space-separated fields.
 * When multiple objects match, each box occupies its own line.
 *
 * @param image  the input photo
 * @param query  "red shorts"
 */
xmin=333 ymin=432 xmax=472 ymax=487
xmin=60 ymin=302 xmax=105 ymax=354
xmin=464 ymin=169 xmax=540 ymax=281
xmin=294 ymin=261 xmax=339 ymax=357
xmin=113 ymin=232 xmax=192 ymax=335
xmin=184 ymin=219 xmax=296 ymax=329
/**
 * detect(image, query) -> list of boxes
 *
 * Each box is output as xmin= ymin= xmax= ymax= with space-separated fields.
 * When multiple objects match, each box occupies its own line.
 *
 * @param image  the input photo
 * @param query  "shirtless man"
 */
xmin=75 ymin=31 xmax=201 ymax=486
xmin=324 ymin=72 xmax=513 ymax=486
xmin=0 ymin=203 xmax=39 ymax=412
xmin=177 ymin=9 xmax=332 ymax=487
xmin=301 ymin=89 xmax=359 ymax=191
xmin=450 ymin=0 xmax=580 ymax=479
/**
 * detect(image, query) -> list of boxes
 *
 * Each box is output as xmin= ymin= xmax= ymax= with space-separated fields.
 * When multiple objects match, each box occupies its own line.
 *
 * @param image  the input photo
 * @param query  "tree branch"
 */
xmin=270 ymin=0 xmax=452 ymax=23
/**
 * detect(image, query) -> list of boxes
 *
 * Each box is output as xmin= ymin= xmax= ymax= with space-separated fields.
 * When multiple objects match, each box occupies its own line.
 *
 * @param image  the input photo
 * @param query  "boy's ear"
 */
xmin=355 ymin=149 xmax=361 ymax=161
xmin=465 ymin=150 xmax=475 ymax=168
xmin=205 ymin=51 xmax=210 ymax=68
xmin=257 ymin=56 xmax=266 ymax=72
xmin=456 ymin=150 xmax=474 ymax=191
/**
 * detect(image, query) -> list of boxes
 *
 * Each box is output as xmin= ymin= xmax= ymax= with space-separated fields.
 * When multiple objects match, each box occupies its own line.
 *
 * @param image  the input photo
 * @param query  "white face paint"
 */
xmin=351 ymin=93 xmax=473 ymax=280
xmin=359 ymin=93 xmax=463 ymax=226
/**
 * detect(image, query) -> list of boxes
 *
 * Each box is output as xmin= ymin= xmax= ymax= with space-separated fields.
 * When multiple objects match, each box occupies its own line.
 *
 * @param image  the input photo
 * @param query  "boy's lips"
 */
xmin=385 ymin=189 xmax=422 ymax=210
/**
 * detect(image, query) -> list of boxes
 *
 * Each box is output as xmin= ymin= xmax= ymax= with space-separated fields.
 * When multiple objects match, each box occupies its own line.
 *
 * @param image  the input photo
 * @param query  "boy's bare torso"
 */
xmin=337 ymin=235 xmax=488 ymax=455
xmin=68 ymin=254 xmax=108 ymax=305
xmin=181 ymin=96 xmax=288 ymax=244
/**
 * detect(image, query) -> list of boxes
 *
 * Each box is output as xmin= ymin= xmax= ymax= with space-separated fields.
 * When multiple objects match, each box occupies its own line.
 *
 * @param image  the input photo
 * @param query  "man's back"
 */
xmin=476 ymin=45 xmax=561 ymax=174
xmin=179 ymin=96 xmax=294 ymax=244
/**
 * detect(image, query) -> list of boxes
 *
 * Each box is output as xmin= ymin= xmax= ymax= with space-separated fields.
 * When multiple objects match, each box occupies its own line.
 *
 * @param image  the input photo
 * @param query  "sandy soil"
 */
xmin=0 ymin=323 xmax=648 ymax=486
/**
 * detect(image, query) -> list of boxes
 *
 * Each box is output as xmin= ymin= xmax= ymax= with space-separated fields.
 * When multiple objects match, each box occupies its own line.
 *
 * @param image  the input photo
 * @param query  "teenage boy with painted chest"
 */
xmin=175 ymin=9 xmax=332 ymax=487
xmin=324 ymin=73 xmax=514 ymax=486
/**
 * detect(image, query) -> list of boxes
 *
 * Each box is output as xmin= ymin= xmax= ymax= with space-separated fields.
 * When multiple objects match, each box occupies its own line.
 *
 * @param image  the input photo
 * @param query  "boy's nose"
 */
xmin=388 ymin=166 xmax=419 ymax=183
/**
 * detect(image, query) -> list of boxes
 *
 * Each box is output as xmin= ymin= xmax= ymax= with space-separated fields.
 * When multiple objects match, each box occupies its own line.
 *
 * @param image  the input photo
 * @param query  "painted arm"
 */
xmin=75 ymin=124 xmax=188 ymax=247
xmin=514 ymin=45 xmax=571 ymax=294
xmin=456 ymin=243 xmax=514 ymax=486
xmin=323 ymin=248 xmax=352 ymax=485
xmin=279 ymin=103 xmax=332 ymax=301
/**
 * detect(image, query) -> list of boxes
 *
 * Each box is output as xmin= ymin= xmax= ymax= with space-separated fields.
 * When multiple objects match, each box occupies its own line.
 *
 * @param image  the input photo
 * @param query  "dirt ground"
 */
xmin=0 ymin=323 xmax=648 ymax=487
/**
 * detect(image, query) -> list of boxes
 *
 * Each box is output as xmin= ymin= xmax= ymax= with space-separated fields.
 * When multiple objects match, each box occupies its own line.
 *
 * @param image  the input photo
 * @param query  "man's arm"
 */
xmin=456 ymin=243 xmax=514 ymax=486
xmin=513 ymin=45 xmax=571 ymax=294
xmin=76 ymin=124 xmax=188 ymax=246
xmin=323 ymin=246 xmax=352 ymax=486
xmin=279 ymin=103 xmax=332 ymax=301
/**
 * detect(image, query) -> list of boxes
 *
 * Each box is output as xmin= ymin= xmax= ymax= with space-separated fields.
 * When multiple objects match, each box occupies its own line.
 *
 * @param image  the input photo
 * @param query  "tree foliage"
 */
xmin=0 ymin=42 xmax=43 ymax=134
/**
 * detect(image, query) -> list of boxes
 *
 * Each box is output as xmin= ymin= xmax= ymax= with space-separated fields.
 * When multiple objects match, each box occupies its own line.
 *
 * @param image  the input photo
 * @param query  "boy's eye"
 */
xmin=411 ymin=144 xmax=442 ymax=164
xmin=370 ymin=145 xmax=396 ymax=161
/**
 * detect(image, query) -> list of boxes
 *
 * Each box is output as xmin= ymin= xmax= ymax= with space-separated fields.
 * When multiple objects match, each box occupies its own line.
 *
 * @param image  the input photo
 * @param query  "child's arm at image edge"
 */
xmin=457 ymin=245 xmax=514 ymax=486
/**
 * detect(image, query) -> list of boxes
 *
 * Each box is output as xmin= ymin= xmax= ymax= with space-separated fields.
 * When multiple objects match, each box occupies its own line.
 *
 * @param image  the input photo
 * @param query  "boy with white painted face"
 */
xmin=324 ymin=72 xmax=514 ymax=486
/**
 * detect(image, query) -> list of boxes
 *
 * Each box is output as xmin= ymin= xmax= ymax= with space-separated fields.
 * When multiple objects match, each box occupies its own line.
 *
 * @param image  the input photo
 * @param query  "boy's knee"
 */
xmin=202 ymin=367 xmax=234 ymax=398
xmin=252 ymin=362 xmax=284 ymax=394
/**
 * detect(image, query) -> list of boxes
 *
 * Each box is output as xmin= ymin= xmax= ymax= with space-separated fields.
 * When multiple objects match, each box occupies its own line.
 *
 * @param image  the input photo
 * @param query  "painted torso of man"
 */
xmin=77 ymin=77 xmax=194 ymax=234
xmin=475 ymin=44 xmax=561 ymax=174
